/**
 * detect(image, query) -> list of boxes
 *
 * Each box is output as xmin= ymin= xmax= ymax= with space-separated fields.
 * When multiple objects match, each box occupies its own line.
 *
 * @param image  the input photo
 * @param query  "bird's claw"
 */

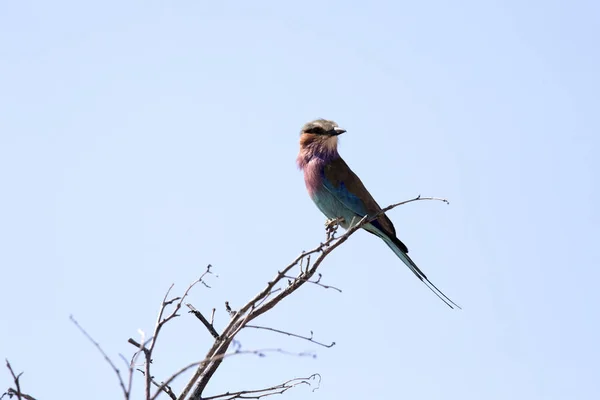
xmin=325 ymin=218 xmax=345 ymax=242
xmin=325 ymin=217 xmax=344 ymax=231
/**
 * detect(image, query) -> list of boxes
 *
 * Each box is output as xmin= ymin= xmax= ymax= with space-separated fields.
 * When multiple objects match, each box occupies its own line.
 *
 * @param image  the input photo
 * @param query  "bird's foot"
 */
xmin=325 ymin=217 xmax=344 ymax=229
xmin=325 ymin=217 xmax=345 ymax=241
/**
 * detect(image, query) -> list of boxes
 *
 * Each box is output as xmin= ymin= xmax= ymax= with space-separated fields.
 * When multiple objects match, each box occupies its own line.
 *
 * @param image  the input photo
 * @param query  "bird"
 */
xmin=296 ymin=118 xmax=459 ymax=309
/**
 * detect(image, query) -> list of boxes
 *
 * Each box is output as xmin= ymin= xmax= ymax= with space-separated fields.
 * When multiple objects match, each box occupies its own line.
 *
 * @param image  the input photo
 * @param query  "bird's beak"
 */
xmin=332 ymin=128 xmax=346 ymax=136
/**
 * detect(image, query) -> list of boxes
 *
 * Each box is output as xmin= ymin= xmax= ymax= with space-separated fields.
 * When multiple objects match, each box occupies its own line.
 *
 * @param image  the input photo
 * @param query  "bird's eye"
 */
xmin=306 ymin=127 xmax=324 ymax=134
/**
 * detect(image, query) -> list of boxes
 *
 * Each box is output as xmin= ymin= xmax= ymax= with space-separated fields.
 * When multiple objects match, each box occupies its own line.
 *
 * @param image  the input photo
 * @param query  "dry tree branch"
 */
xmin=2 ymin=360 xmax=37 ymax=400
xmin=148 ymin=264 xmax=214 ymax=347
xmin=282 ymin=273 xmax=342 ymax=293
xmin=67 ymin=316 xmax=315 ymax=400
xmin=3 ymin=360 xmax=22 ymax=400
xmin=135 ymin=367 xmax=178 ymax=400
xmin=69 ymin=266 xmax=216 ymax=400
xmin=61 ymin=195 xmax=446 ymax=400
xmin=70 ymin=315 xmax=151 ymax=399
xmin=245 ymin=325 xmax=335 ymax=348
xmin=186 ymin=304 xmax=220 ymax=339
xmin=69 ymin=315 xmax=130 ymax=399
xmin=132 ymin=265 xmax=215 ymax=399
xmin=180 ymin=195 xmax=448 ymax=400
xmin=202 ymin=374 xmax=321 ymax=400
xmin=151 ymin=349 xmax=316 ymax=400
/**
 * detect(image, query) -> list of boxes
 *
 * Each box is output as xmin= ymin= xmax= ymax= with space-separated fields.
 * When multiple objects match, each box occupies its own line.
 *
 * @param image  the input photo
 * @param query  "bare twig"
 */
xmin=69 ymin=316 xmax=129 ymax=399
xmin=3 ymin=360 xmax=37 ymax=400
xmin=127 ymin=339 xmax=178 ymax=399
xmin=127 ymin=338 xmax=151 ymax=367
xmin=245 ymin=325 xmax=335 ymax=348
xmin=152 ymin=349 xmax=315 ymax=400
xmin=139 ymin=265 xmax=214 ymax=399
xmin=254 ymin=289 xmax=282 ymax=308
xmin=282 ymin=273 xmax=342 ymax=293
xmin=64 ymin=196 xmax=447 ymax=400
xmin=187 ymin=304 xmax=220 ymax=339
xmin=182 ymin=195 xmax=449 ymax=400
xmin=4 ymin=359 xmax=23 ymax=400
xmin=203 ymin=374 xmax=321 ymax=400
xmin=135 ymin=368 xmax=177 ymax=400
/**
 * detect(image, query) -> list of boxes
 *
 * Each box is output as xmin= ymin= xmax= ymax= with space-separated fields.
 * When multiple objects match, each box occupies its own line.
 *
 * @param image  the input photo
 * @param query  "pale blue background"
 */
xmin=1 ymin=1 xmax=598 ymax=399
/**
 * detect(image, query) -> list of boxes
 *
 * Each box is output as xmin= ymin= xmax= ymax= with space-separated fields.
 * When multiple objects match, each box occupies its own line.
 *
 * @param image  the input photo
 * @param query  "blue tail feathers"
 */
xmin=381 ymin=234 xmax=461 ymax=309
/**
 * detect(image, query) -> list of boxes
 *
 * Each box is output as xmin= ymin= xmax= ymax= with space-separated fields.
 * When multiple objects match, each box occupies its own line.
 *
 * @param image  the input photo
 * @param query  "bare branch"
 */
xmin=183 ymin=195 xmax=449 ymax=400
xmin=254 ymin=289 xmax=282 ymax=309
xmin=282 ymin=273 xmax=342 ymax=293
xmin=153 ymin=349 xmax=315 ymax=400
xmin=2 ymin=360 xmax=37 ymax=400
xmin=139 ymin=265 xmax=214 ymax=399
xmin=3 ymin=196 xmax=449 ymax=400
xmin=3 ymin=359 xmax=24 ymax=400
xmin=69 ymin=316 xmax=129 ymax=399
xmin=245 ymin=325 xmax=335 ymax=348
xmin=225 ymin=301 xmax=233 ymax=316
xmin=203 ymin=374 xmax=321 ymax=400
xmin=187 ymin=304 xmax=220 ymax=339
xmin=127 ymin=337 xmax=158 ymax=400
xmin=135 ymin=368 xmax=177 ymax=400
xmin=63 ymin=196 xmax=448 ymax=400
xmin=127 ymin=338 xmax=149 ymax=353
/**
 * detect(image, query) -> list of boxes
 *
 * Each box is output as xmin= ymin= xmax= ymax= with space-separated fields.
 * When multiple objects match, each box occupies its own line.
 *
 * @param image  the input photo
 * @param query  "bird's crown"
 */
xmin=300 ymin=119 xmax=346 ymax=136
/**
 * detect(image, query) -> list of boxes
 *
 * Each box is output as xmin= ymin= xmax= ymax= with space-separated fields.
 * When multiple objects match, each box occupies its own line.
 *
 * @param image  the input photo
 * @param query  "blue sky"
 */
xmin=1 ymin=1 xmax=598 ymax=399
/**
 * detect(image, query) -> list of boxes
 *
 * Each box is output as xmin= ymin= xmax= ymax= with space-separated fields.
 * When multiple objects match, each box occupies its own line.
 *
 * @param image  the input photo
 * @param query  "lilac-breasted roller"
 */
xmin=297 ymin=118 xmax=459 ymax=309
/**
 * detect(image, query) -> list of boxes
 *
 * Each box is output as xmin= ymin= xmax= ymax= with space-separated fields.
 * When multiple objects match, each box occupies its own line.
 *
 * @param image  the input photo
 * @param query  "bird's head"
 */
xmin=299 ymin=118 xmax=346 ymax=154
